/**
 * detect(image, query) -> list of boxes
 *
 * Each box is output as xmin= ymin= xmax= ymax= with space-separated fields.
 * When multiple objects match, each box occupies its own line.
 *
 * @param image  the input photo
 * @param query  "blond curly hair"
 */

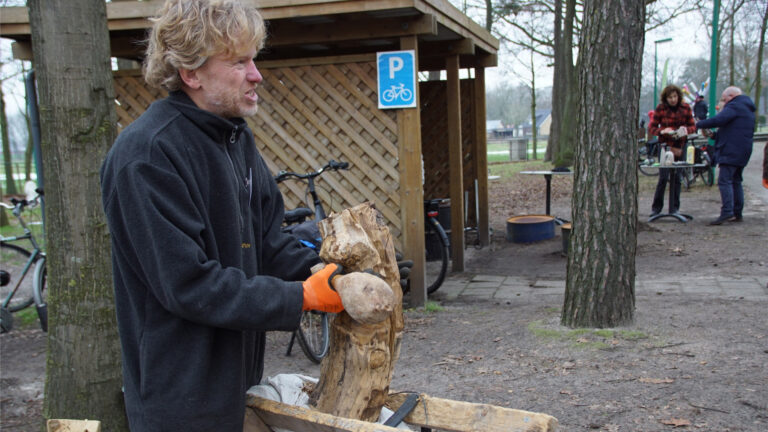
xmin=143 ymin=0 xmax=266 ymax=91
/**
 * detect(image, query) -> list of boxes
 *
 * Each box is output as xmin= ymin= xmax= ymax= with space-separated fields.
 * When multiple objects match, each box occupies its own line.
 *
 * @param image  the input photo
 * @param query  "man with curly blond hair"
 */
xmin=100 ymin=1 xmax=354 ymax=429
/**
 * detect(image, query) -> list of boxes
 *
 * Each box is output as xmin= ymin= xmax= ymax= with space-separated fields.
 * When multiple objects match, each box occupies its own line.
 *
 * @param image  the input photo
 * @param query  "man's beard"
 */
xmin=207 ymin=91 xmax=259 ymax=118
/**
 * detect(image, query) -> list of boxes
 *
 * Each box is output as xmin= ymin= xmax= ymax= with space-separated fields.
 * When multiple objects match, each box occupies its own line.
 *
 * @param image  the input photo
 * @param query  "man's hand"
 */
xmin=676 ymin=126 xmax=688 ymax=138
xmin=302 ymin=263 xmax=344 ymax=313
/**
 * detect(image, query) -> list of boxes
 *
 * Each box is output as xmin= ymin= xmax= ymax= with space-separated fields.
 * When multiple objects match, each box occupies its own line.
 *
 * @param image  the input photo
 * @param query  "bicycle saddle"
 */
xmin=284 ymin=207 xmax=314 ymax=224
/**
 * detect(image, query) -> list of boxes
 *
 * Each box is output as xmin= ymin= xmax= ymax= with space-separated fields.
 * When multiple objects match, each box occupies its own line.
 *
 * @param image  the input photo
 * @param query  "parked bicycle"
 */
xmin=1 ymin=188 xmax=48 ymax=333
xmin=682 ymin=137 xmax=715 ymax=189
xmin=274 ymin=160 xmax=349 ymax=363
xmin=422 ymin=199 xmax=450 ymax=294
xmin=637 ymin=137 xmax=661 ymax=177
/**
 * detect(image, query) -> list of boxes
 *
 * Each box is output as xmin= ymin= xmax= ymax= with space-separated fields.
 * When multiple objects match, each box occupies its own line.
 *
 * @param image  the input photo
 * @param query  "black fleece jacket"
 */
xmin=100 ymin=91 xmax=320 ymax=431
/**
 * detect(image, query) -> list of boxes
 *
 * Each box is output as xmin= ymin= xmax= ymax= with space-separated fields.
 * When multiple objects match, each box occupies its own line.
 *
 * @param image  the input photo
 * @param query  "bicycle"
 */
xmin=423 ymin=199 xmax=450 ymax=295
xmin=638 ymin=137 xmax=661 ymax=177
xmin=274 ymin=160 xmax=349 ymax=363
xmin=682 ymin=137 xmax=715 ymax=190
xmin=1 ymin=188 xmax=48 ymax=333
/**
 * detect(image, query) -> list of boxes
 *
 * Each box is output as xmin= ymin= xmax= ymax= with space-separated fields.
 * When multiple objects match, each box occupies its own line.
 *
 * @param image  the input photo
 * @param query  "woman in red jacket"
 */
xmin=647 ymin=84 xmax=696 ymax=218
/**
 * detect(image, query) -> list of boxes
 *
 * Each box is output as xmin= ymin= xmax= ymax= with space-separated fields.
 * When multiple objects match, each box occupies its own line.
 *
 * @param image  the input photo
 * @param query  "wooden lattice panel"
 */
xmin=114 ymin=70 xmax=167 ymax=133
xmin=420 ymin=80 xmax=478 ymax=226
xmin=111 ymin=63 xmax=401 ymax=243
xmin=250 ymin=62 xmax=402 ymax=240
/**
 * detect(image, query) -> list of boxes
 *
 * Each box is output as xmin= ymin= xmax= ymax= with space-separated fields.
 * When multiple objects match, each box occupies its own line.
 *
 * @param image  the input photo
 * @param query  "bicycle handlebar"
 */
xmin=275 ymin=160 xmax=349 ymax=184
xmin=0 ymin=188 xmax=44 ymax=214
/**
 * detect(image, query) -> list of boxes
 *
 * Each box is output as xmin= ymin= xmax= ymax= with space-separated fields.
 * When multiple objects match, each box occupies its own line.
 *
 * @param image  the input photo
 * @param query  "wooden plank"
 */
xmin=397 ymin=35 xmax=427 ymax=307
xmin=473 ymin=68 xmax=490 ymax=246
xmin=257 ymin=54 xmax=375 ymax=69
xmin=416 ymin=0 xmax=499 ymax=53
xmin=246 ymin=396 xmax=404 ymax=432
xmin=244 ymin=407 xmax=275 ymax=432
xmin=446 ymin=55 xmax=464 ymax=271
xmin=385 ymin=393 xmax=559 ymax=432
xmin=268 ymin=14 xmax=437 ymax=46
xmin=46 ymin=419 xmax=101 ymax=432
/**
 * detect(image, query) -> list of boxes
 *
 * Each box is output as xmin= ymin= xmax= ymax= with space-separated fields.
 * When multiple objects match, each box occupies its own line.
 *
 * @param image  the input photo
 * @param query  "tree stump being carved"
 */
xmin=309 ymin=202 xmax=403 ymax=422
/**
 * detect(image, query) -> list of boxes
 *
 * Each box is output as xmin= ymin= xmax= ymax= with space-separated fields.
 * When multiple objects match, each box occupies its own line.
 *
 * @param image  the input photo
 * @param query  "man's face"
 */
xmin=666 ymin=92 xmax=679 ymax=107
xmin=721 ymin=90 xmax=736 ymax=106
xmin=192 ymin=49 xmax=263 ymax=118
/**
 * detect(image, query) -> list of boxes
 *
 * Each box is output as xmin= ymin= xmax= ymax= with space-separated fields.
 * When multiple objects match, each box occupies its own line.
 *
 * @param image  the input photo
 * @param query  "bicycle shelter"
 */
xmin=1 ymin=0 xmax=499 ymax=305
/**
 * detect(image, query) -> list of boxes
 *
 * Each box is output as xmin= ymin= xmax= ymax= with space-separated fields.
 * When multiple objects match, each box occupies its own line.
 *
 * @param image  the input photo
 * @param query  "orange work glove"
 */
xmin=302 ymin=263 xmax=344 ymax=313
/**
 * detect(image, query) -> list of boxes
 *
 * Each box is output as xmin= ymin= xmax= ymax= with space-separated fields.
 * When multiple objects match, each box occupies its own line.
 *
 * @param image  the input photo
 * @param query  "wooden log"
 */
xmin=46 ymin=419 xmax=101 ymax=432
xmin=245 ymin=396 xmax=403 ymax=432
xmin=309 ymin=202 xmax=403 ymax=422
xmin=385 ymin=393 xmax=559 ymax=432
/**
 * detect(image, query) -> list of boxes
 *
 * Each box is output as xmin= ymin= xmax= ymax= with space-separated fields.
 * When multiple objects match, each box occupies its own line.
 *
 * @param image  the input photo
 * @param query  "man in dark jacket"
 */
xmin=693 ymin=94 xmax=708 ymax=121
xmin=100 ymin=1 xmax=382 ymax=430
xmin=696 ymin=86 xmax=755 ymax=225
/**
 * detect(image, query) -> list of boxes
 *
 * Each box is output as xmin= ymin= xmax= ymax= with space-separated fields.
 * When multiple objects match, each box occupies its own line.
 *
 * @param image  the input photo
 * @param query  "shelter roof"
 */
xmin=0 ymin=0 xmax=498 ymax=70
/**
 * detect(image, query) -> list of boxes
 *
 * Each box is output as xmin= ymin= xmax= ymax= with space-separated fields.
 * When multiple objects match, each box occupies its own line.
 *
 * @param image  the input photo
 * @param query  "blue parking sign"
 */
xmin=377 ymin=51 xmax=416 ymax=109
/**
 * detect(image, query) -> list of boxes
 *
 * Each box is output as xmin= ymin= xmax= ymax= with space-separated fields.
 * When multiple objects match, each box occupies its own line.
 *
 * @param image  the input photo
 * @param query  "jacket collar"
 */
xmin=166 ymin=91 xmax=247 ymax=145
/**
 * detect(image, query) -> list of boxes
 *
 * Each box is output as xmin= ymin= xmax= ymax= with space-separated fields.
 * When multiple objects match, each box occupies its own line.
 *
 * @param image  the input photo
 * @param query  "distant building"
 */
xmin=486 ymin=119 xmax=515 ymax=139
xmin=519 ymin=109 xmax=551 ymax=137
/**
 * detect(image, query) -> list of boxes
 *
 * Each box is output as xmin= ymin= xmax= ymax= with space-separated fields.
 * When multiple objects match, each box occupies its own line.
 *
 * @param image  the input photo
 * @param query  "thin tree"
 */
xmin=562 ymin=0 xmax=645 ymax=328
xmin=1 ymin=71 xmax=19 ymax=196
xmin=753 ymin=0 xmax=767 ymax=127
xmin=28 ymin=0 xmax=126 ymax=429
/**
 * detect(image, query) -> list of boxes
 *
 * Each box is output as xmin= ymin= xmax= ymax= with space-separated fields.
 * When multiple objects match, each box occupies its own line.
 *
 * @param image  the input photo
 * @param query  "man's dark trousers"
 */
xmin=717 ymin=164 xmax=744 ymax=218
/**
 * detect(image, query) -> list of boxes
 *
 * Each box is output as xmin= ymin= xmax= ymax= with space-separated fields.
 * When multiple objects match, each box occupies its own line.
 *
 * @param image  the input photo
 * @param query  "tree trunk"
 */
xmin=530 ymin=51 xmax=537 ymax=160
xmin=561 ymin=0 xmax=644 ymax=328
xmin=309 ymin=202 xmax=403 ymax=422
xmin=1 ymin=81 xmax=18 ymax=196
xmin=28 ymin=0 xmax=126 ymax=430
xmin=754 ymin=1 xmax=768 ymax=128
xmin=546 ymin=0 xmax=563 ymax=163
xmin=547 ymin=0 xmax=577 ymax=167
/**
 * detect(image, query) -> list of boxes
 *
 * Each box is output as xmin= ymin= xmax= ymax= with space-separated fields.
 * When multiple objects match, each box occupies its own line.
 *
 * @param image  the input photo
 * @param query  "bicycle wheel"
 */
xmin=682 ymin=167 xmax=694 ymax=190
xmin=638 ymin=164 xmax=659 ymax=177
xmin=295 ymin=310 xmax=329 ymax=364
xmin=0 ymin=243 xmax=37 ymax=312
xmin=425 ymin=217 xmax=449 ymax=294
xmin=33 ymin=257 xmax=48 ymax=332
xmin=704 ymin=166 xmax=715 ymax=186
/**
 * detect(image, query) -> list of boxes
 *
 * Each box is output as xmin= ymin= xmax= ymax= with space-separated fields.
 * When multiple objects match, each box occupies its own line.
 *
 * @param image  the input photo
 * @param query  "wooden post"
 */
xmin=446 ymin=55 xmax=465 ymax=271
xmin=473 ymin=67 xmax=490 ymax=247
xmin=397 ymin=35 xmax=427 ymax=307
xmin=309 ymin=203 xmax=403 ymax=422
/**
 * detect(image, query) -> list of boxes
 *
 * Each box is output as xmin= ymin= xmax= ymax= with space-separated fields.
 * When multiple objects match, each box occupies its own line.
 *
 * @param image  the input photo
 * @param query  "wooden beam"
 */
xmin=385 ymin=393 xmax=559 ymax=431
xmin=268 ymin=14 xmax=437 ymax=47
xmin=473 ymin=67 xmax=490 ymax=246
xmin=397 ymin=35 xmax=427 ymax=307
xmin=246 ymin=397 xmax=403 ymax=432
xmin=446 ymin=54 xmax=464 ymax=271
xmin=417 ymin=53 xmax=497 ymax=72
xmin=420 ymin=38 xmax=474 ymax=56
xmin=11 ymin=42 xmax=32 ymax=61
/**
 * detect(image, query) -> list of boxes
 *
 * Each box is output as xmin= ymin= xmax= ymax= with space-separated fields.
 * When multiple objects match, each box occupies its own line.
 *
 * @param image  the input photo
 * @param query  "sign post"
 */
xmin=377 ymin=50 xmax=417 ymax=109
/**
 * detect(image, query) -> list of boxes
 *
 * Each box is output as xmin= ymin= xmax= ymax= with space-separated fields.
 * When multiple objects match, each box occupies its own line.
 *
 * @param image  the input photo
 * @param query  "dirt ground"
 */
xmin=2 ymin=147 xmax=767 ymax=431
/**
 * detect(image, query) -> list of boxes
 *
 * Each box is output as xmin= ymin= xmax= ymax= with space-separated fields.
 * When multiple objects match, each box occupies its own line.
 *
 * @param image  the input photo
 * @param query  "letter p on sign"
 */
xmin=389 ymin=57 xmax=404 ymax=79
xmin=377 ymin=50 xmax=416 ymax=109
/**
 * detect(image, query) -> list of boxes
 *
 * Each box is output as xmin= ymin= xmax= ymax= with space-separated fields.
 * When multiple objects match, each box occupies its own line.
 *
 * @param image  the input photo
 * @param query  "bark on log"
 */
xmin=309 ymin=202 xmax=403 ymax=422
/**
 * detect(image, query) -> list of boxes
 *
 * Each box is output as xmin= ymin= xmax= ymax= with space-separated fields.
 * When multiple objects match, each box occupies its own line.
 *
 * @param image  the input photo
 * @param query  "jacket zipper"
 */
xmin=225 ymin=126 xmax=245 ymax=235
